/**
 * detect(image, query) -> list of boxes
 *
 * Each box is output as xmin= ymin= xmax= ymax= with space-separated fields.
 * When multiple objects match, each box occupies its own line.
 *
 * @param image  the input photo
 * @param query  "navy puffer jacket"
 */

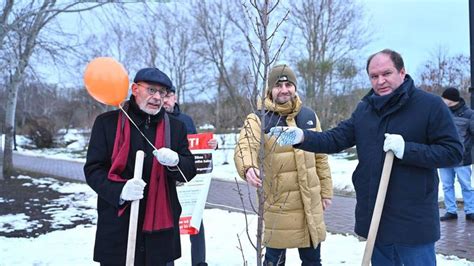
xmin=297 ymin=75 xmax=463 ymax=244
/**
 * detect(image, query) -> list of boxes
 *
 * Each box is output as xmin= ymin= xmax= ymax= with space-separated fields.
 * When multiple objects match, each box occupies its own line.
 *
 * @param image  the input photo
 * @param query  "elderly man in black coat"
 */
xmin=84 ymin=67 xmax=196 ymax=265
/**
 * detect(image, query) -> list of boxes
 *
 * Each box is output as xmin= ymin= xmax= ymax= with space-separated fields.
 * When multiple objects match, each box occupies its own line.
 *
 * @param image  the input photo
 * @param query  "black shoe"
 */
xmin=466 ymin=213 xmax=474 ymax=221
xmin=440 ymin=212 xmax=458 ymax=221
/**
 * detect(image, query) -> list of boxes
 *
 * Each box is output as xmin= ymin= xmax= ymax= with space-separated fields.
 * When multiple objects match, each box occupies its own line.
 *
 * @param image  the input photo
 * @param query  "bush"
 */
xmin=23 ymin=116 xmax=56 ymax=148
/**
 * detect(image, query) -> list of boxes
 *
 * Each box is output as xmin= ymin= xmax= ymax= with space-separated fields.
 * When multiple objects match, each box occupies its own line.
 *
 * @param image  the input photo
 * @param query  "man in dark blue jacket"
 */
xmin=439 ymin=87 xmax=474 ymax=222
xmin=270 ymin=49 xmax=463 ymax=265
xmin=163 ymin=86 xmax=217 ymax=266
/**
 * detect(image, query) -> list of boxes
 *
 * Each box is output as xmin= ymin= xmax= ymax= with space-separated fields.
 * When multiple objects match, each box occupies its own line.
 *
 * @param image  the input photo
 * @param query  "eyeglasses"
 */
xmin=136 ymin=83 xmax=167 ymax=97
xmin=163 ymin=92 xmax=175 ymax=100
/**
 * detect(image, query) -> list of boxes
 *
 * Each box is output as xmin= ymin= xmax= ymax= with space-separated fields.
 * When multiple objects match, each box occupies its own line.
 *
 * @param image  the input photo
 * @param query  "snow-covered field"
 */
xmin=0 ymin=175 xmax=472 ymax=266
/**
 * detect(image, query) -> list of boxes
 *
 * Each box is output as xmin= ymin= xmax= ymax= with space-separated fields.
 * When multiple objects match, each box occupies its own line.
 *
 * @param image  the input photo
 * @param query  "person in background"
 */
xmin=439 ymin=87 xmax=474 ymax=222
xmin=234 ymin=64 xmax=333 ymax=265
xmin=270 ymin=49 xmax=463 ymax=265
xmin=163 ymin=86 xmax=217 ymax=266
xmin=84 ymin=67 xmax=197 ymax=265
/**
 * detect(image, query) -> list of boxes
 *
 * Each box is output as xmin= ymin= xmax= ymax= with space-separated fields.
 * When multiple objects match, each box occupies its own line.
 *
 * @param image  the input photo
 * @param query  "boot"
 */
xmin=440 ymin=212 xmax=457 ymax=221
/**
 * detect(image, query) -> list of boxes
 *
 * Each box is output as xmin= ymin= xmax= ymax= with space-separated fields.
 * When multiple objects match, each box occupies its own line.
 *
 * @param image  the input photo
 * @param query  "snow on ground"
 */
xmin=0 ymin=176 xmax=472 ymax=265
xmin=2 ymin=132 xmax=471 ymax=265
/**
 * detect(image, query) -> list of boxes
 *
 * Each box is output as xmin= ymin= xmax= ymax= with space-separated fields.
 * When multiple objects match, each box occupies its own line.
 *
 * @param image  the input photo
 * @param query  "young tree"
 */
xmin=233 ymin=0 xmax=289 ymax=264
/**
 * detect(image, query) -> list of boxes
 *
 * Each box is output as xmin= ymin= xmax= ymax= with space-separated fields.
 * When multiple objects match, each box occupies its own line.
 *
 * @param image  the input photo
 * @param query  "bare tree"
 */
xmin=419 ymin=46 xmax=470 ymax=94
xmin=2 ymin=1 xmax=107 ymax=178
xmin=0 ymin=0 xmax=14 ymax=48
xmin=290 ymin=0 xmax=370 ymax=128
xmin=191 ymin=0 xmax=250 ymax=129
xmin=140 ymin=4 xmax=198 ymax=112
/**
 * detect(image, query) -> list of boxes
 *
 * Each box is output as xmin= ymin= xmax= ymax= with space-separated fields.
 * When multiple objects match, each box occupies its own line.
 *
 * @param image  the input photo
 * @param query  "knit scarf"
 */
xmin=108 ymin=110 xmax=173 ymax=232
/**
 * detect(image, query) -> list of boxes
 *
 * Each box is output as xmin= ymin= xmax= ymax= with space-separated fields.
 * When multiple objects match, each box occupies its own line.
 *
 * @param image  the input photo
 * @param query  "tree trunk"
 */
xmin=1 ymin=0 xmax=54 ymax=178
xmin=3 ymin=69 xmax=22 ymax=178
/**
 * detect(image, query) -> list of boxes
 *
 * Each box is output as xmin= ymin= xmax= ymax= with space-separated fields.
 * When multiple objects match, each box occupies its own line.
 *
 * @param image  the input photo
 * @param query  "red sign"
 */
xmin=179 ymin=216 xmax=199 ymax=235
xmin=187 ymin=132 xmax=213 ymax=150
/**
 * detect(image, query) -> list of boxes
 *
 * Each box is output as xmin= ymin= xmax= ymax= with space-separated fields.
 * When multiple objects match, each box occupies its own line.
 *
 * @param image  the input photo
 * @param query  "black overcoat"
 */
xmin=84 ymin=97 xmax=196 ymax=264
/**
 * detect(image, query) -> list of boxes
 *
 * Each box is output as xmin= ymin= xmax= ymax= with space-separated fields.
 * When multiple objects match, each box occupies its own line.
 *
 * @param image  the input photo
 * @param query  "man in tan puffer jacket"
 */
xmin=234 ymin=64 xmax=333 ymax=265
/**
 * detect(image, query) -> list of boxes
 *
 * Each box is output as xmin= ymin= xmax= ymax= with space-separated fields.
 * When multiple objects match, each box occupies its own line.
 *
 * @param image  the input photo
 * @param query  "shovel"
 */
xmin=361 ymin=151 xmax=394 ymax=266
xmin=126 ymin=150 xmax=145 ymax=266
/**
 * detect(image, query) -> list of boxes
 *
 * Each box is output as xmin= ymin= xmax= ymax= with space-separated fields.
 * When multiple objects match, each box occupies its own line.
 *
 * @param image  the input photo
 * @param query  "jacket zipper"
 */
xmin=145 ymin=115 xmax=150 ymax=129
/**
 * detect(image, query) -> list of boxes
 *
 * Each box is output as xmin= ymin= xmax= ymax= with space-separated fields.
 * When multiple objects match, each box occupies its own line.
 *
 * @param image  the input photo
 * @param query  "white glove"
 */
xmin=383 ymin=133 xmax=405 ymax=159
xmin=153 ymin=148 xmax=179 ymax=166
xmin=120 ymin=178 xmax=146 ymax=201
xmin=268 ymin=126 xmax=304 ymax=146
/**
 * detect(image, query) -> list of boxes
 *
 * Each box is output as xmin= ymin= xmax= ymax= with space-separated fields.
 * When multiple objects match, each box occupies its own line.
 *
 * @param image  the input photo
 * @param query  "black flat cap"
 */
xmin=133 ymin=67 xmax=172 ymax=89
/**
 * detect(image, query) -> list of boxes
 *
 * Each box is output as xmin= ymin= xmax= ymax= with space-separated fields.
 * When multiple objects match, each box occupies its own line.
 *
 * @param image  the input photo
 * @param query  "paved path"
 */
xmin=13 ymin=153 xmax=474 ymax=262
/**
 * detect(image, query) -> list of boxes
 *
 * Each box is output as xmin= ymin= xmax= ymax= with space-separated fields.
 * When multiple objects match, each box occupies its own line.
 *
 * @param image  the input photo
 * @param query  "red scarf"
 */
xmin=108 ymin=110 xmax=174 ymax=232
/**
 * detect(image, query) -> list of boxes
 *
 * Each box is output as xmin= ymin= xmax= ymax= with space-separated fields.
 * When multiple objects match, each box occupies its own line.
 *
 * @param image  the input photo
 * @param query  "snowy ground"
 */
xmin=0 ymin=132 xmax=471 ymax=265
xmin=0 ymin=176 xmax=472 ymax=265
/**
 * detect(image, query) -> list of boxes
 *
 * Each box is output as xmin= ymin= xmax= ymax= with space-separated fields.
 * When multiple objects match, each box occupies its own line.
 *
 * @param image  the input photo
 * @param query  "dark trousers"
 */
xmin=372 ymin=241 xmax=436 ymax=266
xmin=167 ymin=222 xmax=206 ymax=266
xmin=190 ymin=222 xmax=206 ymax=265
xmin=264 ymin=243 xmax=321 ymax=266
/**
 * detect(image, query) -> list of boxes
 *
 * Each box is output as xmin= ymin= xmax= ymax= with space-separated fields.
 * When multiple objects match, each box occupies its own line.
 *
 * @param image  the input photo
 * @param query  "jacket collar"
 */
xmin=364 ymin=74 xmax=414 ymax=116
xmin=171 ymin=103 xmax=182 ymax=116
xmin=449 ymin=98 xmax=466 ymax=113
xmin=261 ymin=94 xmax=303 ymax=118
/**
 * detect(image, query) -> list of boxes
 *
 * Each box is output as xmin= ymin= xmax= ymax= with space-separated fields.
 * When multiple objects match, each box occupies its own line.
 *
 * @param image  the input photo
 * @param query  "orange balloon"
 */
xmin=83 ymin=57 xmax=129 ymax=106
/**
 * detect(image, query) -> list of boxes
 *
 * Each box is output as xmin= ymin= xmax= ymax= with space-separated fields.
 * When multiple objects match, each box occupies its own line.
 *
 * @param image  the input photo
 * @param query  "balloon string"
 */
xmin=118 ymin=104 xmax=156 ymax=150
xmin=118 ymin=103 xmax=189 ymax=183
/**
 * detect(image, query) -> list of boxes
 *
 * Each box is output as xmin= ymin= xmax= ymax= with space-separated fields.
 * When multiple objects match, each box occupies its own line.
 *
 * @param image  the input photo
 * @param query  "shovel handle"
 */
xmin=126 ymin=150 xmax=145 ymax=266
xmin=361 ymin=151 xmax=394 ymax=266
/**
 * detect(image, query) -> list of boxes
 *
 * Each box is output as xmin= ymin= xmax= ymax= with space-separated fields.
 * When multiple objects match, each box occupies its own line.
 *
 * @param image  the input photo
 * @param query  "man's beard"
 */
xmin=275 ymin=94 xmax=294 ymax=104
xmin=139 ymin=101 xmax=162 ymax=115
xmin=164 ymin=104 xmax=173 ymax=113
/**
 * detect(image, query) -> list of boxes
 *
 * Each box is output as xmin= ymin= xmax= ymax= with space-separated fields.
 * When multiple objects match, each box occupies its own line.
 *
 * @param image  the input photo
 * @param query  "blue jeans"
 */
xmin=439 ymin=166 xmax=474 ymax=214
xmin=264 ymin=244 xmax=321 ymax=266
xmin=167 ymin=222 xmax=206 ymax=266
xmin=372 ymin=242 xmax=436 ymax=266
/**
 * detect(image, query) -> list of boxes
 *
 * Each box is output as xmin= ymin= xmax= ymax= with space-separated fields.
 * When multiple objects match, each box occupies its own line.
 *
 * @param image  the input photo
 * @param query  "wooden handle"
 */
xmin=126 ymin=150 xmax=145 ymax=266
xmin=361 ymin=151 xmax=394 ymax=266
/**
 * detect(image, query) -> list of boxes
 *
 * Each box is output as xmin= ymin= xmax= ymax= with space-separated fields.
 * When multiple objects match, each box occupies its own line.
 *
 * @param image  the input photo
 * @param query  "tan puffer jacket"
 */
xmin=234 ymin=95 xmax=333 ymax=248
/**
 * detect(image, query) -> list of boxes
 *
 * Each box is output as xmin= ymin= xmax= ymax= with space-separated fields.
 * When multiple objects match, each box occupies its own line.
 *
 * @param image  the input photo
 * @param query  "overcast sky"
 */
xmin=49 ymin=0 xmax=471 ymax=86
xmin=363 ymin=0 xmax=470 ymax=77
